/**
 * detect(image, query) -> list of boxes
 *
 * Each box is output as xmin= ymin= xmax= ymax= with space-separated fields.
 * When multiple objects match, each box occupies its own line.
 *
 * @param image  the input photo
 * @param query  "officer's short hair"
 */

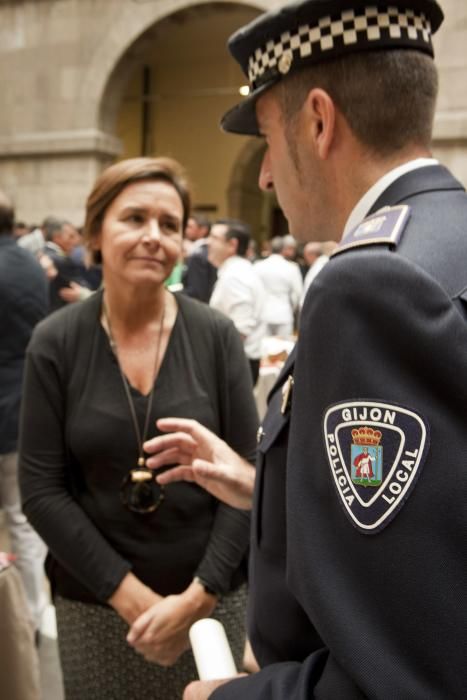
xmin=216 ymin=218 xmax=251 ymax=258
xmin=277 ymin=50 xmax=438 ymax=157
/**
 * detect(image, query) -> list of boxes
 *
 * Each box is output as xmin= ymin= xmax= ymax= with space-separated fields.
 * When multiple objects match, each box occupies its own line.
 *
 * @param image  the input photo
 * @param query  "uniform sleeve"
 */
xmin=212 ymin=652 xmax=329 ymax=700
xmin=19 ymin=325 xmax=131 ymax=602
xmin=195 ymin=317 xmax=258 ymax=594
xmin=284 ymin=249 xmax=467 ymax=698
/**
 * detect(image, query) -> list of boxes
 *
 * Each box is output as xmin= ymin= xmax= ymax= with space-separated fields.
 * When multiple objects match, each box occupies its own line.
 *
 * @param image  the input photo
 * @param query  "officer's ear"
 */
xmin=303 ymin=88 xmax=336 ymax=161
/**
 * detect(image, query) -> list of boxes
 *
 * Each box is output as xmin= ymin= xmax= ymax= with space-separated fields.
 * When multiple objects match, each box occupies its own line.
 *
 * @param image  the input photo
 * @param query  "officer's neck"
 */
xmin=336 ymin=142 xmax=432 ymax=235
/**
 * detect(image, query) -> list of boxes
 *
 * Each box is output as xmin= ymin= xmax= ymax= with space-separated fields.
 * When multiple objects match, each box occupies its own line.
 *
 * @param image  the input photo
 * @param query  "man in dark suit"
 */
xmin=182 ymin=215 xmax=217 ymax=303
xmin=145 ymin=1 xmax=467 ymax=698
xmin=42 ymin=217 xmax=92 ymax=312
xmin=0 ymin=189 xmax=48 ymax=657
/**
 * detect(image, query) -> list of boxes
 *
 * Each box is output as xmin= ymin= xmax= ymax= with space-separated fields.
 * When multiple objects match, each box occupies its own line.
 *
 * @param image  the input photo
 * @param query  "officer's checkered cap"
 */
xmin=248 ymin=7 xmax=432 ymax=88
xmin=221 ymin=0 xmax=444 ymax=135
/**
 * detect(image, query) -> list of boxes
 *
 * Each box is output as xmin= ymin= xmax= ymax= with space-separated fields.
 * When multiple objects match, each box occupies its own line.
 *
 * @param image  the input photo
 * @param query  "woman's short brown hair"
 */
xmin=83 ymin=156 xmax=191 ymax=265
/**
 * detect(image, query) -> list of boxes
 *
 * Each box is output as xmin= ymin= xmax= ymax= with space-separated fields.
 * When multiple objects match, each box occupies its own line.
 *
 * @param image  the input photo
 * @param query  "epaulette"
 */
xmin=331 ymin=205 xmax=411 ymax=258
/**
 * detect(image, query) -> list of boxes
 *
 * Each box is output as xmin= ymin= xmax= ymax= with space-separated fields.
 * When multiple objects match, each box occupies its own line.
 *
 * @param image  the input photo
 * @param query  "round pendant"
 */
xmin=120 ymin=467 xmax=165 ymax=514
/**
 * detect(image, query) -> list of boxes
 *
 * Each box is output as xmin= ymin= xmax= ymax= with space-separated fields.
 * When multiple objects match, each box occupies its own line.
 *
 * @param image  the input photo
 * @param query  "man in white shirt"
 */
xmin=208 ymin=219 xmax=266 ymax=384
xmin=254 ymin=235 xmax=302 ymax=336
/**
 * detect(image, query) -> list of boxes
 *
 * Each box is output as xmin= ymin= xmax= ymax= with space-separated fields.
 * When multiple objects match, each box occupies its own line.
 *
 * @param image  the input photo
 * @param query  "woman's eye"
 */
xmin=127 ymin=214 xmax=144 ymax=225
xmin=162 ymin=220 xmax=180 ymax=233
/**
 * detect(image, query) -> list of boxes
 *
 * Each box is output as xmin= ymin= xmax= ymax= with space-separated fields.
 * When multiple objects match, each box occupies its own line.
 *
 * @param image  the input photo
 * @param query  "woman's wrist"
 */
xmin=108 ymin=572 xmax=160 ymax=624
xmin=183 ymin=578 xmax=218 ymax=620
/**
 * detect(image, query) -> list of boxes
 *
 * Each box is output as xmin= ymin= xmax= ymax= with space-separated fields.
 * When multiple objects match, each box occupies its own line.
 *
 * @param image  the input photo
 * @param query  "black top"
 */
xmin=182 ymin=243 xmax=217 ymax=303
xmin=0 ymin=235 xmax=48 ymax=453
xmin=214 ymin=165 xmax=467 ymax=699
xmin=19 ymin=290 xmax=258 ymax=604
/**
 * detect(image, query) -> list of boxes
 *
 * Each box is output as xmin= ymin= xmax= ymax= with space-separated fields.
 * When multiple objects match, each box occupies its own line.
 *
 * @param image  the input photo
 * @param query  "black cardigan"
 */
xmin=19 ymin=290 xmax=258 ymax=603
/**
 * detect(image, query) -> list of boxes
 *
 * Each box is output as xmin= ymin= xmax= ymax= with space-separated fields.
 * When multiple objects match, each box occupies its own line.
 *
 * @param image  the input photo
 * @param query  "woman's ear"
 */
xmin=303 ymin=88 xmax=336 ymax=160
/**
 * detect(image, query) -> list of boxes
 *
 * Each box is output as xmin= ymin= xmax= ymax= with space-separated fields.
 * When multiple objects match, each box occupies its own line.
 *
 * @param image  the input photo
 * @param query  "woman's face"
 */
xmin=95 ymin=179 xmax=184 ymax=288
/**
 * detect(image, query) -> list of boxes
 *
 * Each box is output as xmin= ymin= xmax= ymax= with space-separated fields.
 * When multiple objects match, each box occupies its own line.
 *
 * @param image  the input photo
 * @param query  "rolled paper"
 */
xmin=189 ymin=618 xmax=237 ymax=681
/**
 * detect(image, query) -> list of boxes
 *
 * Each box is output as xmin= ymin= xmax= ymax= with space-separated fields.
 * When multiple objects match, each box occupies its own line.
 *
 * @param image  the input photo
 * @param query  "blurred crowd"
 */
xmin=12 ymin=210 xmax=337 ymax=357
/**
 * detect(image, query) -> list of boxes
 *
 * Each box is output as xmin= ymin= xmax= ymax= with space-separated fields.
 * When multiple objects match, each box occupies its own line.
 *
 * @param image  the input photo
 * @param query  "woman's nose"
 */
xmin=143 ymin=219 xmax=161 ymax=243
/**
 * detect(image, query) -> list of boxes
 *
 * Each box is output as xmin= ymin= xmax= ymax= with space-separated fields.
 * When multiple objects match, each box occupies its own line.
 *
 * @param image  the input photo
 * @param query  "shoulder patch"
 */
xmin=332 ymin=205 xmax=411 ymax=258
xmin=323 ymin=399 xmax=429 ymax=534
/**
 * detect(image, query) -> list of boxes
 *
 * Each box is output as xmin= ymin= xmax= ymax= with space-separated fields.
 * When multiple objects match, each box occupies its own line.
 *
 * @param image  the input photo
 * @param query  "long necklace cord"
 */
xmin=103 ymin=295 xmax=166 ymax=467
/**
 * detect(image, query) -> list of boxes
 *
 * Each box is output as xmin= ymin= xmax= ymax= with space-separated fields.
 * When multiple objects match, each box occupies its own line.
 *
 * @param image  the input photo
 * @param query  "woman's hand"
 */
xmin=144 ymin=418 xmax=255 ymax=510
xmin=127 ymin=578 xmax=218 ymax=665
xmin=108 ymin=572 xmax=162 ymax=626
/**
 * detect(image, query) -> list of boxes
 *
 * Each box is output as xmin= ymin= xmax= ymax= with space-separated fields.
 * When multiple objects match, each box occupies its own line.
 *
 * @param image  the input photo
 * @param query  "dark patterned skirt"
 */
xmin=55 ymin=585 xmax=247 ymax=700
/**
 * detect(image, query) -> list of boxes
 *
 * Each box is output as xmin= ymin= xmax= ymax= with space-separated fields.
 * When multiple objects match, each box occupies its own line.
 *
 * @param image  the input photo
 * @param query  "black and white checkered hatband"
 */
xmin=248 ymin=6 xmax=433 ymax=90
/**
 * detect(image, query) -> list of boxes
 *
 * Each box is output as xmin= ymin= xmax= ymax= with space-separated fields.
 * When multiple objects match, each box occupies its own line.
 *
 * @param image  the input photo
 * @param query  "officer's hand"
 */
xmin=144 ymin=418 xmax=255 ymax=510
xmin=183 ymin=677 xmax=245 ymax=699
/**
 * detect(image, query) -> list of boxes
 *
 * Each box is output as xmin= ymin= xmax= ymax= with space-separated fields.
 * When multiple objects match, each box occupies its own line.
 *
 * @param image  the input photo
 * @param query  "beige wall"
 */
xmin=432 ymin=0 xmax=467 ymax=182
xmin=0 ymin=0 xmax=465 ymax=228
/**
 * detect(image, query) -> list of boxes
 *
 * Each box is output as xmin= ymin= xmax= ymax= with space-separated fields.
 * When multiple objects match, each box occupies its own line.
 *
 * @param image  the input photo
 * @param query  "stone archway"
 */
xmin=97 ymin=1 xmax=270 ymax=220
xmin=80 ymin=0 xmax=271 ymax=136
xmin=227 ymin=138 xmax=268 ymax=241
xmin=0 ymin=0 xmax=276 ymax=224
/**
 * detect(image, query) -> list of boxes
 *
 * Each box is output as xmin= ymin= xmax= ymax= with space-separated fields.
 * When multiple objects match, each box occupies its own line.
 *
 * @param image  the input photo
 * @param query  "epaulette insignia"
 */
xmin=323 ymin=399 xmax=430 ymax=534
xmin=332 ymin=205 xmax=411 ymax=258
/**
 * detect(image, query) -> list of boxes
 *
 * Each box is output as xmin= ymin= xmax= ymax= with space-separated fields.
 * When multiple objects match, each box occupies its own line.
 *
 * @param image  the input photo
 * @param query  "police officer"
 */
xmin=145 ymin=0 xmax=467 ymax=697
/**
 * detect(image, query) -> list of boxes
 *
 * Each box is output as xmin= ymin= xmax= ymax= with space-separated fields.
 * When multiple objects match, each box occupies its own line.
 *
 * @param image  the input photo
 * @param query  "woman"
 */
xmin=19 ymin=157 xmax=258 ymax=699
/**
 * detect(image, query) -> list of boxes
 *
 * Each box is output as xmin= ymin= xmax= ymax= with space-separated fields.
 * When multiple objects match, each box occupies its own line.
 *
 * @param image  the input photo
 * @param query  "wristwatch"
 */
xmin=193 ymin=576 xmax=218 ymax=597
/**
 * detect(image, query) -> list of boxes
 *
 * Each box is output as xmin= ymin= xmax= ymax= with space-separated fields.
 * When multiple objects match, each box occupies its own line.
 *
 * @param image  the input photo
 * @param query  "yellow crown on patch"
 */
xmin=351 ymin=427 xmax=382 ymax=446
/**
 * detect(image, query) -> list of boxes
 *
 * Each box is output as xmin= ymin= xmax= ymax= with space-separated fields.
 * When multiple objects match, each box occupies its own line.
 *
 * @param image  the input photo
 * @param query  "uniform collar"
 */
xmin=343 ymin=158 xmax=438 ymax=238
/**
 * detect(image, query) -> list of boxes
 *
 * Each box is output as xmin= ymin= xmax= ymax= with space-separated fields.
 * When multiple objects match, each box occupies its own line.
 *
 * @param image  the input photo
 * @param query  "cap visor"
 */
xmin=220 ymin=82 xmax=272 ymax=136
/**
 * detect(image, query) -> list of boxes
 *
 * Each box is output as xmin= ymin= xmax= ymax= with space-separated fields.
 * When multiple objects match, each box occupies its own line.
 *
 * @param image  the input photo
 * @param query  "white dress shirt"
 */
xmin=209 ymin=255 xmax=266 ymax=360
xmin=254 ymin=254 xmax=303 ymax=326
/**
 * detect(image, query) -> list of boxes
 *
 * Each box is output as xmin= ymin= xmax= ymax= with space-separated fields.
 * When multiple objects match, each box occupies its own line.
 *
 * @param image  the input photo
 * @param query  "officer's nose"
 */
xmin=258 ymin=148 xmax=274 ymax=192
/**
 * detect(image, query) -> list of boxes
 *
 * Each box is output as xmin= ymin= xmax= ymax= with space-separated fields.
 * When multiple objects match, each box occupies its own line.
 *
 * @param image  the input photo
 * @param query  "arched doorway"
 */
xmin=227 ymin=139 xmax=289 ymax=243
xmin=97 ymin=2 xmax=265 ymax=221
